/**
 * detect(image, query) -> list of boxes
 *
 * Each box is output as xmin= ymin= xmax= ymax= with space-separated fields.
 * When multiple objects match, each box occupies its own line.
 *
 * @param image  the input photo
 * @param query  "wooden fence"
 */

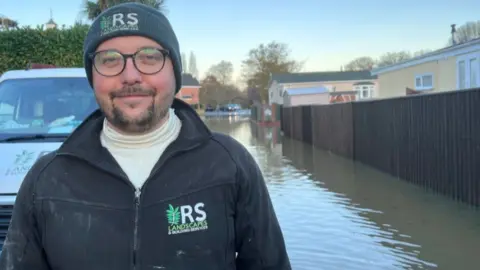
xmin=281 ymin=88 xmax=480 ymax=207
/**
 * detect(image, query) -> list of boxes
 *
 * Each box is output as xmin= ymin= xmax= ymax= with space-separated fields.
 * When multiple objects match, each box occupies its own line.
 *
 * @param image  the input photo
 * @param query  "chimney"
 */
xmin=451 ymin=24 xmax=457 ymax=45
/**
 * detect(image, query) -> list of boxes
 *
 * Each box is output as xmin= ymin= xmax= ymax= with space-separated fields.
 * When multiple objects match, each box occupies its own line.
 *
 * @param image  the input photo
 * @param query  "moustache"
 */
xmin=110 ymin=86 xmax=156 ymax=99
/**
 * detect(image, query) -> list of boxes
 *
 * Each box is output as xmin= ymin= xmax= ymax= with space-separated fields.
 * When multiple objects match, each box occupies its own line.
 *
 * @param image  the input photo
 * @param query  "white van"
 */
xmin=0 ymin=66 xmax=98 ymax=251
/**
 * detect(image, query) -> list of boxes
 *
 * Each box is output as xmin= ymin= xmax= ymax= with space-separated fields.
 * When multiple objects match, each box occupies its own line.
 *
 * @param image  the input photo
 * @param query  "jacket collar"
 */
xmin=57 ymin=98 xmax=212 ymax=164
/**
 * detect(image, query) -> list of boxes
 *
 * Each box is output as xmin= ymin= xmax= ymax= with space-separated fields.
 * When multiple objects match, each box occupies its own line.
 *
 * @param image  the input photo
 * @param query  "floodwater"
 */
xmin=204 ymin=116 xmax=480 ymax=270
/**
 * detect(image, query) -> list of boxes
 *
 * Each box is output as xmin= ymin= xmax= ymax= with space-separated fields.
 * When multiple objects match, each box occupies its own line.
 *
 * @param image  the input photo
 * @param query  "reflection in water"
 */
xmin=204 ymin=118 xmax=480 ymax=270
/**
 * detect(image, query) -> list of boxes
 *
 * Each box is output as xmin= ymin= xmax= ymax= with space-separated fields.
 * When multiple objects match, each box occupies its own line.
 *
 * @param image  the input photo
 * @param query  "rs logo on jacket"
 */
xmin=167 ymin=202 xmax=208 ymax=235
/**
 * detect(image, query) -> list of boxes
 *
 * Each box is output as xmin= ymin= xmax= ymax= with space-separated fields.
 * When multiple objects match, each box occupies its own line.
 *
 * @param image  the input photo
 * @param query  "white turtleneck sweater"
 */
xmin=100 ymin=108 xmax=182 ymax=189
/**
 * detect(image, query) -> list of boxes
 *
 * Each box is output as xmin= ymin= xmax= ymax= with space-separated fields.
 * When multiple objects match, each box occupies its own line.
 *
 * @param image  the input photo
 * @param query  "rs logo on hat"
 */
xmin=100 ymin=13 xmax=139 ymax=36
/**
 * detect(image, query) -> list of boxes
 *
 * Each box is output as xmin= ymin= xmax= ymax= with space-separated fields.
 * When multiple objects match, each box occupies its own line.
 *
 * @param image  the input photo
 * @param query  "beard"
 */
xmin=100 ymin=84 xmax=174 ymax=134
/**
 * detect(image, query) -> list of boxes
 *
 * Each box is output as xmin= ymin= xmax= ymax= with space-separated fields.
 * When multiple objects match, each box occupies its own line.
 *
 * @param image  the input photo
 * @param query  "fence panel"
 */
xmin=301 ymin=106 xmax=313 ymax=144
xmin=353 ymin=89 xmax=480 ymax=207
xmin=282 ymin=107 xmax=293 ymax=138
xmin=311 ymin=103 xmax=354 ymax=159
xmin=292 ymin=106 xmax=303 ymax=141
xmin=280 ymin=88 xmax=480 ymax=207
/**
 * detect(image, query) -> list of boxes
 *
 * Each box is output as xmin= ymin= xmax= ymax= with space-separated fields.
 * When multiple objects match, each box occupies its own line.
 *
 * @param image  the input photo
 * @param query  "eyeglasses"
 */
xmin=89 ymin=47 xmax=170 ymax=77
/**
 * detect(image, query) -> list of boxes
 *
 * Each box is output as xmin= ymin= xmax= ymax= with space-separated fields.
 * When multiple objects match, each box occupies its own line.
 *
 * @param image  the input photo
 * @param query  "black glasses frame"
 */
xmin=88 ymin=48 xmax=170 ymax=77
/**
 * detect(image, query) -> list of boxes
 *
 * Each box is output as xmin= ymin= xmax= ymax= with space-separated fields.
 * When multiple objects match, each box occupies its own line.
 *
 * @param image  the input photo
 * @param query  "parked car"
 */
xmin=204 ymin=104 xmax=215 ymax=112
xmin=219 ymin=103 xmax=242 ymax=112
xmin=0 ymin=65 xmax=98 ymax=252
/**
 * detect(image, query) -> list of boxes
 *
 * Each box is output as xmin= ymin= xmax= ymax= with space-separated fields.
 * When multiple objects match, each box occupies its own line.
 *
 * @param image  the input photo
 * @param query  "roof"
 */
xmin=371 ymin=37 xmax=480 ymax=75
xmin=0 ymin=68 xmax=86 ymax=83
xmin=330 ymin=90 xmax=357 ymax=95
xmin=46 ymin=18 xmax=57 ymax=25
xmin=182 ymin=73 xmax=200 ymax=87
xmin=285 ymin=86 xmax=329 ymax=96
xmin=271 ymin=70 xmax=377 ymax=85
xmin=353 ymin=81 xmax=375 ymax=86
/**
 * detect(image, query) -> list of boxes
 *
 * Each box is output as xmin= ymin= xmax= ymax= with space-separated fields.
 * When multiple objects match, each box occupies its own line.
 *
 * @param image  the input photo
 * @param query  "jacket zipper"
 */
xmin=57 ymin=143 xmax=205 ymax=269
xmin=133 ymin=188 xmax=141 ymax=269
xmin=129 ymin=146 xmax=198 ymax=269
xmin=57 ymin=153 xmax=143 ymax=269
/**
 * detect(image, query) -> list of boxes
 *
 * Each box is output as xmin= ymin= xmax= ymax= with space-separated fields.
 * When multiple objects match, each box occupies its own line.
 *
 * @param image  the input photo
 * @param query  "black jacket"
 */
xmin=0 ymin=99 xmax=291 ymax=270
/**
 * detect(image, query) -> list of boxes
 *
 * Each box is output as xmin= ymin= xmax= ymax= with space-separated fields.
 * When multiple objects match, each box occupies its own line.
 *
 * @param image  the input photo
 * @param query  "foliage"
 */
xmin=345 ymin=21 xmax=480 ymax=70
xmin=376 ymin=51 xmax=412 ymax=68
xmin=448 ymin=21 xmax=480 ymax=45
xmin=181 ymin=52 xmax=187 ymax=73
xmin=188 ymin=52 xmax=199 ymax=79
xmin=0 ymin=24 xmax=89 ymax=74
xmin=241 ymin=41 xmax=303 ymax=103
xmin=413 ymin=49 xmax=432 ymax=57
xmin=344 ymin=49 xmax=435 ymax=71
xmin=206 ymin=60 xmax=233 ymax=85
xmin=200 ymin=75 xmax=249 ymax=107
xmin=346 ymin=21 xmax=480 ymax=70
xmin=344 ymin=56 xmax=375 ymax=71
xmin=82 ymin=0 xmax=167 ymax=20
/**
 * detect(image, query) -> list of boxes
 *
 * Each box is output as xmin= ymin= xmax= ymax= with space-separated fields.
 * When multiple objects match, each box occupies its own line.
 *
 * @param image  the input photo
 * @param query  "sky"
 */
xmin=2 ymin=0 xmax=480 ymax=85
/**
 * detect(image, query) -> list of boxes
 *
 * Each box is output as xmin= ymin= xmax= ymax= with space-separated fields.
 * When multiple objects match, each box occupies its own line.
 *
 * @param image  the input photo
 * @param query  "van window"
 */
xmin=0 ymin=77 xmax=98 ymax=134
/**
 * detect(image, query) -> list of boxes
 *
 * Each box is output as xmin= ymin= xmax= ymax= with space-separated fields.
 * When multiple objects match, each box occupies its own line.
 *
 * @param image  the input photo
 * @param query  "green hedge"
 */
xmin=0 ymin=24 xmax=89 ymax=74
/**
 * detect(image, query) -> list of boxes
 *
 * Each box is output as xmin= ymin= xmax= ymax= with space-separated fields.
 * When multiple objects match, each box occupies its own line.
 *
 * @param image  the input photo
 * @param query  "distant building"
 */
xmin=176 ymin=73 xmax=201 ymax=107
xmin=0 ymin=15 xmax=18 ymax=30
xmin=283 ymin=87 xmax=329 ymax=107
xmin=45 ymin=9 xmax=57 ymax=29
xmin=371 ymin=37 xmax=480 ymax=98
xmin=45 ymin=18 xmax=57 ymax=29
xmin=268 ymin=70 xmax=378 ymax=106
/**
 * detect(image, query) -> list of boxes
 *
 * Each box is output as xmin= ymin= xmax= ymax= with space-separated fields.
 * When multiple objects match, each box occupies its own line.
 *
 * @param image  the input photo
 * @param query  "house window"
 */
xmin=457 ymin=53 xmax=480 ymax=89
xmin=470 ymin=58 xmax=478 ymax=88
xmin=182 ymin=95 xmax=192 ymax=99
xmin=458 ymin=60 xmax=466 ymax=89
xmin=414 ymin=73 xmax=433 ymax=90
xmin=363 ymin=86 xmax=370 ymax=98
xmin=354 ymin=85 xmax=374 ymax=99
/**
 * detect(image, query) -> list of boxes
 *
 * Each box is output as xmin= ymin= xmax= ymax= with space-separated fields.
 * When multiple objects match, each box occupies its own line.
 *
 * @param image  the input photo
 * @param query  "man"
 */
xmin=0 ymin=2 xmax=291 ymax=270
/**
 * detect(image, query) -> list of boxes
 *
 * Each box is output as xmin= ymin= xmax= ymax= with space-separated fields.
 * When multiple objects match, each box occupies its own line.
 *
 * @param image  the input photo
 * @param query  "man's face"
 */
xmin=92 ymin=36 xmax=176 ymax=134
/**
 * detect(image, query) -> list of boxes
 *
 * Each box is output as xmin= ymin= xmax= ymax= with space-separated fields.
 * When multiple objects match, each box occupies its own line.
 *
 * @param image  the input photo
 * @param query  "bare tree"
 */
xmin=448 ymin=21 xmax=480 ymax=45
xmin=181 ymin=52 xmax=187 ymax=73
xmin=82 ymin=0 xmax=167 ymax=20
xmin=376 ymin=51 xmax=412 ymax=68
xmin=344 ymin=56 xmax=375 ymax=71
xmin=200 ymin=74 xmax=250 ymax=107
xmin=413 ymin=49 xmax=433 ymax=57
xmin=200 ymin=75 xmax=223 ymax=106
xmin=206 ymin=61 xmax=234 ymax=85
xmin=241 ymin=41 xmax=302 ymax=103
xmin=247 ymin=83 xmax=262 ymax=105
xmin=188 ymin=51 xmax=199 ymax=78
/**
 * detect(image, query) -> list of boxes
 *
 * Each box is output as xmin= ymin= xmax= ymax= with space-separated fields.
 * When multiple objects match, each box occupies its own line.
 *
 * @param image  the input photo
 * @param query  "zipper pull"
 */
xmin=135 ymin=189 xmax=141 ymax=200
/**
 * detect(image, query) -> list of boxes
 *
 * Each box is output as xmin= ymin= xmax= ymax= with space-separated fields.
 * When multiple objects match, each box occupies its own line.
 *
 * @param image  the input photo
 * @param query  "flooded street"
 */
xmin=204 ymin=117 xmax=480 ymax=270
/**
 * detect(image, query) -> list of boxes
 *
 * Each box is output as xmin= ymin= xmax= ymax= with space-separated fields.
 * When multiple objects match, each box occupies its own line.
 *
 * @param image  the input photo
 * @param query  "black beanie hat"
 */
xmin=82 ymin=2 xmax=182 ymax=93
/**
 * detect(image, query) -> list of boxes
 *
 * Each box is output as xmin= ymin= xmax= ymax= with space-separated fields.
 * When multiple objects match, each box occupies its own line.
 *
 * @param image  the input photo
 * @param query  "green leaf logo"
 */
xmin=100 ymin=18 xmax=106 ymax=30
xmin=14 ymin=150 xmax=34 ymax=165
xmin=166 ymin=204 xmax=180 ymax=225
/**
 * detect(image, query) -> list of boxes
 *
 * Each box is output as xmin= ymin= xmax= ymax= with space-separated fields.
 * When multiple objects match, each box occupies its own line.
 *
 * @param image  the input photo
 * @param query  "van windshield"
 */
xmin=0 ymin=77 xmax=98 ymax=136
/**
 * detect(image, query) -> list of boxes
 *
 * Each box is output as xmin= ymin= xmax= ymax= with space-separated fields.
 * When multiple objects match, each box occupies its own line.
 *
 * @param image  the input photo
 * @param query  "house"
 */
xmin=268 ymin=70 xmax=378 ymax=105
xmin=176 ymin=73 xmax=201 ymax=107
xmin=283 ymin=86 xmax=329 ymax=107
xmin=371 ymin=37 xmax=480 ymax=98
